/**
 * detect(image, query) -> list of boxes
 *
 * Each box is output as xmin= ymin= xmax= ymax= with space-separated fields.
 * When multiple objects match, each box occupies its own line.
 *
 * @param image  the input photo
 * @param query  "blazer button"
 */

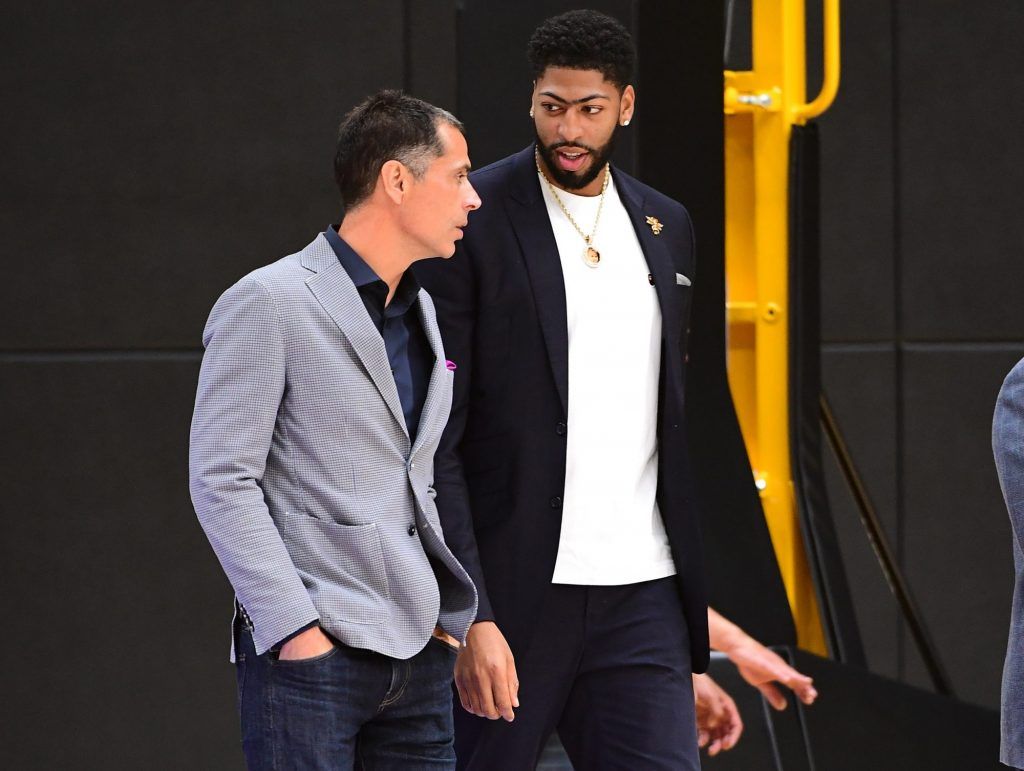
xmin=555 ymin=422 xmax=567 ymax=436
xmin=549 ymin=496 xmax=562 ymax=509
xmin=408 ymin=524 xmax=417 ymax=536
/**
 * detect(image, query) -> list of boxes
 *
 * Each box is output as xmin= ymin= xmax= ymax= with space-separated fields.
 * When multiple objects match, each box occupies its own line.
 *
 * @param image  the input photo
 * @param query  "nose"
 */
xmin=558 ymin=111 xmax=584 ymax=144
xmin=465 ymin=181 xmax=482 ymax=211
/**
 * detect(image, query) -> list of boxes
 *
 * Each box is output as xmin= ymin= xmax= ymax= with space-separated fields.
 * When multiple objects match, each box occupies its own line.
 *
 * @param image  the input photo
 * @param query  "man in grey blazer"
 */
xmin=189 ymin=91 xmax=481 ymax=770
xmin=995 ymin=355 xmax=1024 ymax=770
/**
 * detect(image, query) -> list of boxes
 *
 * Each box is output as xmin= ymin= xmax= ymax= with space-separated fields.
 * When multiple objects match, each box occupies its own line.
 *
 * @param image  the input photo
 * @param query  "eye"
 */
xmin=581 ymin=105 xmax=603 ymax=115
xmin=541 ymin=103 xmax=563 ymax=114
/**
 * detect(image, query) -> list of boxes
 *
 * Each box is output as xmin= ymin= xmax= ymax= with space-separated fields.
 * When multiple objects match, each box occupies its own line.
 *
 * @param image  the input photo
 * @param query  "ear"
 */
xmin=379 ymin=159 xmax=408 ymax=205
xmin=619 ymin=84 xmax=636 ymax=125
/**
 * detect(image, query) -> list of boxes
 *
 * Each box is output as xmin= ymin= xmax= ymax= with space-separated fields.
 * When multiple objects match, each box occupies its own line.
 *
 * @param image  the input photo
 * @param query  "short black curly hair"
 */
xmin=527 ymin=9 xmax=636 ymax=90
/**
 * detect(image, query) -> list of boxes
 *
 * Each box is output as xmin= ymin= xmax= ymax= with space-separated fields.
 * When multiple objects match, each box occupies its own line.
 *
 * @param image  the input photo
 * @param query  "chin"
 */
xmin=564 ymin=172 xmax=589 ymax=189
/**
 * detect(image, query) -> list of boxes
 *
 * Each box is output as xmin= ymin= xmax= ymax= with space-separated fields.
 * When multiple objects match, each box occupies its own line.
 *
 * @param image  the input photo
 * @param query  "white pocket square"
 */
xmin=675 ymin=272 xmax=691 ymax=286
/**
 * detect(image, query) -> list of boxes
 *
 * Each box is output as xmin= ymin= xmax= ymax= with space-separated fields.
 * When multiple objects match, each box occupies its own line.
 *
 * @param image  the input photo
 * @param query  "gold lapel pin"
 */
xmin=645 ymin=215 xmax=663 ymax=235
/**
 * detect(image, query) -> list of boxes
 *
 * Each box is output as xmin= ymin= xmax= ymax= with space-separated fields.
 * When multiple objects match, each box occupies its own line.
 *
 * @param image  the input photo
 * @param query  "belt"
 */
xmin=236 ymin=600 xmax=254 ymax=631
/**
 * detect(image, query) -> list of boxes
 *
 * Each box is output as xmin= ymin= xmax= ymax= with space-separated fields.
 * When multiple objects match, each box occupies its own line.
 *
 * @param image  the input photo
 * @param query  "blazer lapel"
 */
xmin=301 ymin=236 xmax=409 ymax=438
xmin=614 ymin=171 xmax=679 ymax=347
xmin=410 ymin=293 xmax=446 ymax=457
xmin=507 ymin=147 xmax=570 ymax=414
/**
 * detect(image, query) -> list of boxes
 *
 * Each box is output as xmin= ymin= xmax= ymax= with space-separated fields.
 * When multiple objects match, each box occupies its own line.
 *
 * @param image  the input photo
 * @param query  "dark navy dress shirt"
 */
xmin=323 ymin=226 xmax=432 ymax=443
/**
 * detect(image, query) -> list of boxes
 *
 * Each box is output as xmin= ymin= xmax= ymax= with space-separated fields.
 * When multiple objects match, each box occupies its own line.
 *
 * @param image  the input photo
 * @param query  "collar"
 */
xmin=322 ymin=225 xmax=421 ymax=313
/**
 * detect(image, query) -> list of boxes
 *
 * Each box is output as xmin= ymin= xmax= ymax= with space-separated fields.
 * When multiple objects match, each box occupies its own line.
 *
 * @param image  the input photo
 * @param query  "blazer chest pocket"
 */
xmin=668 ymin=281 xmax=694 ymax=330
xmin=277 ymin=513 xmax=390 ymax=625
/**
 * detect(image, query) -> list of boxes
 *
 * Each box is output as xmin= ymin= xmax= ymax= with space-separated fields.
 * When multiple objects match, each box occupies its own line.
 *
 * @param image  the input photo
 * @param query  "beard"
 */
xmin=535 ymin=125 xmax=620 ymax=191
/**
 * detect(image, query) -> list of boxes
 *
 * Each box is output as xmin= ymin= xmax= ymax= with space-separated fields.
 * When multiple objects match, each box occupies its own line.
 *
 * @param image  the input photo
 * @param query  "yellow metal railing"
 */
xmin=723 ymin=0 xmax=840 ymax=654
xmin=794 ymin=0 xmax=841 ymax=122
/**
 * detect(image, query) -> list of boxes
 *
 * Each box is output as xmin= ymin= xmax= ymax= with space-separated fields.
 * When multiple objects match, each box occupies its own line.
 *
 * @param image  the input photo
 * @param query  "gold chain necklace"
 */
xmin=536 ymin=150 xmax=611 ymax=268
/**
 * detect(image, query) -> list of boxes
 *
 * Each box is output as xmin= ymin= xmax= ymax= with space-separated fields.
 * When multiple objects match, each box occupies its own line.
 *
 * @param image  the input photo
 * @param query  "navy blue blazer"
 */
xmin=416 ymin=145 xmax=710 ymax=672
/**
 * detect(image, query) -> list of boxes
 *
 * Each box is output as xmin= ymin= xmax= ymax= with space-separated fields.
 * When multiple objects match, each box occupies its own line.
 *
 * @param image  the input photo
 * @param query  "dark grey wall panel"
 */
xmin=408 ymin=0 xmax=459 ymax=112
xmin=901 ymin=347 xmax=1020 ymax=706
xmin=1 ymin=2 xmax=403 ymax=351
xmin=794 ymin=649 xmax=1001 ymax=770
xmin=818 ymin=0 xmax=895 ymax=343
xmin=3 ymin=3 xmax=403 ymax=202
xmin=0 ymin=358 xmax=241 ymax=768
xmin=897 ymin=2 xmax=1024 ymax=341
xmin=822 ymin=347 xmax=900 ymax=677
xmin=1 ymin=193 xmax=334 ymax=353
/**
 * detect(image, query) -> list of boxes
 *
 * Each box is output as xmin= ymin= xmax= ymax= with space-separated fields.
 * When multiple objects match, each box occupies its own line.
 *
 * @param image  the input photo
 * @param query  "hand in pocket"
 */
xmin=279 ymin=626 xmax=335 ymax=661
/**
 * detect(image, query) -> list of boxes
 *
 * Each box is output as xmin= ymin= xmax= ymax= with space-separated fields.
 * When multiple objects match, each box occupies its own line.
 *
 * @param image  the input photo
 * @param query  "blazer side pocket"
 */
xmin=277 ymin=513 xmax=390 ymax=624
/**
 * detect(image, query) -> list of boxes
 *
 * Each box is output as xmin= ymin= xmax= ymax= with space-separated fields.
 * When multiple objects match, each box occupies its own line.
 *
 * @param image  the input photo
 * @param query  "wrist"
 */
xmin=467 ymin=620 xmax=496 ymax=638
xmin=714 ymin=621 xmax=750 ymax=655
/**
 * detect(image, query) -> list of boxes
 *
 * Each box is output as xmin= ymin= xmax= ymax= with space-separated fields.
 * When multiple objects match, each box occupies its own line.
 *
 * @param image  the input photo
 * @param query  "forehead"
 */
xmin=534 ymin=66 xmax=618 ymax=96
xmin=433 ymin=122 xmax=469 ymax=163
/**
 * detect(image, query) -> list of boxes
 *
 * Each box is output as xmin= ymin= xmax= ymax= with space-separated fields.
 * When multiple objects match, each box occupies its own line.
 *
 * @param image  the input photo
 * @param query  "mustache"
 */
xmin=546 ymin=141 xmax=599 ymax=154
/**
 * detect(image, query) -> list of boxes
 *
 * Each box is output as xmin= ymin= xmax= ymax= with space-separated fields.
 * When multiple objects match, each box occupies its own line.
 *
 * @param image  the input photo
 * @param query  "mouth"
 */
xmin=554 ymin=149 xmax=589 ymax=173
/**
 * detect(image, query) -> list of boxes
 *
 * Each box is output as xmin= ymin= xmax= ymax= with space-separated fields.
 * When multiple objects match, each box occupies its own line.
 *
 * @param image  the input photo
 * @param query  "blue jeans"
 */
xmin=235 ymin=625 xmax=458 ymax=770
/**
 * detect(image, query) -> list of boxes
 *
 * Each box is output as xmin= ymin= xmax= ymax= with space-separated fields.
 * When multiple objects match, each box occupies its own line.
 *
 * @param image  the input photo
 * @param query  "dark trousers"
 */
xmin=235 ymin=626 xmax=459 ymax=770
xmin=455 ymin=577 xmax=699 ymax=771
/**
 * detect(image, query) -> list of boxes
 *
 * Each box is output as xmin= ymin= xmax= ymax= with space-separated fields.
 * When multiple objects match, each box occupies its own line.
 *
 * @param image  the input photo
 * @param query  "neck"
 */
xmin=337 ymin=210 xmax=412 ymax=302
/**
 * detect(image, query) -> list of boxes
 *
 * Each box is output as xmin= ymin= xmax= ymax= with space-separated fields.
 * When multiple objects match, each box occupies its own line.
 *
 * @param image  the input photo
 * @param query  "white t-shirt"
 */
xmin=539 ymin=170 xmax=677 ymax=585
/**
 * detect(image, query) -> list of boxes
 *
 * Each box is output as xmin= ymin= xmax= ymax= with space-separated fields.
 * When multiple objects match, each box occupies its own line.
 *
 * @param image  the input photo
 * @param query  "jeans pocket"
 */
xmin=270 ymin=645 xmax=340 ymax=667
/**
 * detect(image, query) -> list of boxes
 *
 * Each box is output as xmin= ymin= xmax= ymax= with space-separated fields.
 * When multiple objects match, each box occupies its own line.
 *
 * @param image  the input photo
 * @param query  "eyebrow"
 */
xmin=538 ymin=91 xmax=610 ymax=105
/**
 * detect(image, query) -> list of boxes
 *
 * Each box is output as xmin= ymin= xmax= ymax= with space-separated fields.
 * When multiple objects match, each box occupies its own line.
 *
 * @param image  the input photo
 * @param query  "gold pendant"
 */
xmin=584 ymin=246 xmax=601 ymax=267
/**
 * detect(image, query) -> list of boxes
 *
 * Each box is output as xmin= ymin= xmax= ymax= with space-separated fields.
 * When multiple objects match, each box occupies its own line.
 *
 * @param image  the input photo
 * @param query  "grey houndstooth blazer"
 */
xmin=189 ymin=234 xmax=477 ymax=661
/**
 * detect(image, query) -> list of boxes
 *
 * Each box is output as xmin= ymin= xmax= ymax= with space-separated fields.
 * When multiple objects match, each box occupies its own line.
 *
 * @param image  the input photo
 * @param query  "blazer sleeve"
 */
xmin=416 ymin=243 xmax=495 ymax=622
xmin=188 ymin=277 xmax=320 ymax=654
xmin=995 ymin=357 xmax=1024 ymax=559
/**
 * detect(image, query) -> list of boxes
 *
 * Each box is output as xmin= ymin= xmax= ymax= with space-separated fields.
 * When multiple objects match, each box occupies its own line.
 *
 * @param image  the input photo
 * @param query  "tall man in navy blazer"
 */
xmin=416 ymin=11 xmax=708 ymax=770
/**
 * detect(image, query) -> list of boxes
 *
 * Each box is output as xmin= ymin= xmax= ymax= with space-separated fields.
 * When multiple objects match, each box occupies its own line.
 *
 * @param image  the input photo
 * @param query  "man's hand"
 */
xmin=693 ymin=673 xmax=743 ymax=756
xmin=455 ymin=621 xmax=519 ymax=722
xmin=279 ymin=626 xmax=335 ymax=661
xmin=709 ymin=608 xmax=818 ymax=710
xmin=726 ymin=637 xmax=818 ymax=710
